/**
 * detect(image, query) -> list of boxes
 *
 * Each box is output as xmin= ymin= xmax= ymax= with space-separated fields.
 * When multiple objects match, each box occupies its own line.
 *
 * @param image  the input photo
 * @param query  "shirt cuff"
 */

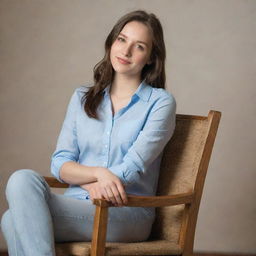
xmin=50 ymin=157 xmax=72 ymax=183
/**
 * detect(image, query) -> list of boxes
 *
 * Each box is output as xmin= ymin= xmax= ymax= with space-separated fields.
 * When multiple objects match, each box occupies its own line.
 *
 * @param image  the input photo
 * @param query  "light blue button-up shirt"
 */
xmin=51 ymin=81 xmax=176 ymax=200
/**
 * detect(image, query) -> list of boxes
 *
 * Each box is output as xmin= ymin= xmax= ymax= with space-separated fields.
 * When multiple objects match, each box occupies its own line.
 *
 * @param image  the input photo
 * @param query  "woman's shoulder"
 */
xmin=150 ymin=86 xmax=176 ymax=106
xmin=75 ymin=84 xmax=93 ymax=94
xmin=146 ymin=86 xmax=176 ymax=115
xmin=66 ymin=84 xmax=93 ymax=108
xmin=72 ymin=84 xmax=93 ymax=99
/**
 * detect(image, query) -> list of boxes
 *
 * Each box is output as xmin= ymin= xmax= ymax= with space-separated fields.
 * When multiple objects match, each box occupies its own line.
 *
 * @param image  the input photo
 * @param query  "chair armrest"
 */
xmin=44 ymin=176 xmax=69 ymax=188
xmin=44 ymin=176 xmax=194 ymax=207
xmin=93 ymin=192 xmax=194 ymax=208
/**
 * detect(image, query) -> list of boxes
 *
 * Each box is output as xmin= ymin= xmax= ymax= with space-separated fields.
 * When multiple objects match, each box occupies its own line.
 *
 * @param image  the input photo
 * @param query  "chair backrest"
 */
xmin=150 ymin=110 xmax=221 ymax=244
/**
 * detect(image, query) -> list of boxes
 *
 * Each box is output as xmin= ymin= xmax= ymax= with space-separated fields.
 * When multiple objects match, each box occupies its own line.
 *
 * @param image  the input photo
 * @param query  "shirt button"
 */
xmin=107 ymin=131 xmax=110 ymax=135
xmin=105 ymin=145 xmax=108 ymax=148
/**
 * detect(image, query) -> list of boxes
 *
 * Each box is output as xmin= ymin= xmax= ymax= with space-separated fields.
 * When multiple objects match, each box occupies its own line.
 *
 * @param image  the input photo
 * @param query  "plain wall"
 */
xmin=0 ymin=0 xmax=255 ymax=253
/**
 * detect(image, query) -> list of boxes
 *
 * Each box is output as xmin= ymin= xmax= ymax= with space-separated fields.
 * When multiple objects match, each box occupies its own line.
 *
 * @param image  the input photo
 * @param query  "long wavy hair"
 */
xmin=82 ymin=10 xmax=166 ymax=119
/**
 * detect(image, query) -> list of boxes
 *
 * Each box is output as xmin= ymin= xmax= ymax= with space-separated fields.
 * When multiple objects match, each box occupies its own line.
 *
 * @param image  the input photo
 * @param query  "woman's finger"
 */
xmin=95 ymin=187 xmax=103 ymax=199
xmin=110 ymin=184 xmax=123 ymax=206
xmin=116 ymin=182 xmax=128 ymax=205
xmin=101 ymin=187 xmax=111 ymax=202
xmin=100 ymin=187 xmax=109 ymax=200
xmin=105 ymin=186 xmax=117 ymax=205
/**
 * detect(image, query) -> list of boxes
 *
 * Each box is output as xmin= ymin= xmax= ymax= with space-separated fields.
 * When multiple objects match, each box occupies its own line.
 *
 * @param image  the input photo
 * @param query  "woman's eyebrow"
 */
xmin=119 ymin=33 xmax=149 ymax=47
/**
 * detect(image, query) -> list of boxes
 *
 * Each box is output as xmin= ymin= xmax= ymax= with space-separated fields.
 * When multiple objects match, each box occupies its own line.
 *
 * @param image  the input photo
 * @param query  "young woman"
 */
xmin=1 ymin=10 xmax=176 ymax=255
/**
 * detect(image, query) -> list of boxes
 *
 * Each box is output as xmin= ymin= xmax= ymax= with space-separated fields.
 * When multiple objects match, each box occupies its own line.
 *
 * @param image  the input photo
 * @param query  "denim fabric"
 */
xmin=1 ymin=169 xmax=155 ymax=256
xmin=51 ymin=81 xmax=176 ymax=201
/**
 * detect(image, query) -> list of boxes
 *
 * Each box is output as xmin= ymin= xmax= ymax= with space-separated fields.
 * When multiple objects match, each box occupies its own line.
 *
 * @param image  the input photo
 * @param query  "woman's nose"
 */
xmin=122 ymin=44 xmax=132 ymax=57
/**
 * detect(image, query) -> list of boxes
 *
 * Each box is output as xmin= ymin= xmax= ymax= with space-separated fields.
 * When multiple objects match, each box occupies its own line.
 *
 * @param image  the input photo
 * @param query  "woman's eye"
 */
xmin=117 ymin=37 xmax=125 ymax=42
xmin=137 ymin=45 xmax=144 ymax=51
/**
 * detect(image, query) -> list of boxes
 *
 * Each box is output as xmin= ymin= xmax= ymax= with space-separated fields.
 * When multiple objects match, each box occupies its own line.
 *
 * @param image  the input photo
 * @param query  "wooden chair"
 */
xmin=44 ymin=110 xmax=221 ymax=256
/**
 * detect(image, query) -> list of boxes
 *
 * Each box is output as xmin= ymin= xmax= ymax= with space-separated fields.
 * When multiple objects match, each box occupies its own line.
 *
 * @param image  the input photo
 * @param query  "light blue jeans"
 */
xmin=1 ymin=169 xmax=154 ymax=256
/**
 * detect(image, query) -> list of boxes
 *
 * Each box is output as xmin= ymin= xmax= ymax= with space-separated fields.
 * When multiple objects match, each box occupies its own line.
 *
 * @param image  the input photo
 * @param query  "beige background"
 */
xmin=0 ymin=0 xmax=256 ymax=253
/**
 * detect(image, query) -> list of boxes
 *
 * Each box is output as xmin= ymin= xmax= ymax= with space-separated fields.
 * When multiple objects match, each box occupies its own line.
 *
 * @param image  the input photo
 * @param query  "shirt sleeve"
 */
xmin=50 ymin=89 xmax=80 ymax=182
xmin=108 ymin=95 xmax=176 ymax=185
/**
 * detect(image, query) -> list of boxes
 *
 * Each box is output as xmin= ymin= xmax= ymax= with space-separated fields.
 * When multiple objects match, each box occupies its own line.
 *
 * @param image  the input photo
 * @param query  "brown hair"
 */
xmin=82 ymin=10 xmax=166 ymax=119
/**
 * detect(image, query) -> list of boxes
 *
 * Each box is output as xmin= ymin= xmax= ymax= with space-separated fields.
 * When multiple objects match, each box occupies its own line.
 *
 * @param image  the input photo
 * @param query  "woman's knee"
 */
xmin=6 ymin=169 xmax=38 ymax=191
xmin=6 ymin=169 xmax=49 ymax=201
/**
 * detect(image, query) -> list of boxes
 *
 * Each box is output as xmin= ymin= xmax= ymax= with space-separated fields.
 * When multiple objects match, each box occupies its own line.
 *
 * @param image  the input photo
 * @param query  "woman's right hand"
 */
xmin=85 ymin=167 xmax=127 ymax=206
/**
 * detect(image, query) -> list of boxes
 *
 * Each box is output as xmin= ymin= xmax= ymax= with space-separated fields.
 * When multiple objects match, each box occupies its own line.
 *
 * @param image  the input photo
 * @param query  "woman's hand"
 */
xmin=81 ymin=167 xmax=128 ymax=206
xmin=81 ymin=182 xmax=105 ymax=201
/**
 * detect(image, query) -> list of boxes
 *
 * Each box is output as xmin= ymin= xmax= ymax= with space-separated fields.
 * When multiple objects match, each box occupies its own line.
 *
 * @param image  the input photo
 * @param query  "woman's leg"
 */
xmin=48 ymin=193 xmax=95 ymax=242
xmin=1 ymin=210 xmax=25 ymax=256
xmin=3 ymin=169 xmax=55 ymax=256
xmin=2 ymin=168 xmax=154 ymax=255
xmin=49 ymin=193 xmax=154 ymax=243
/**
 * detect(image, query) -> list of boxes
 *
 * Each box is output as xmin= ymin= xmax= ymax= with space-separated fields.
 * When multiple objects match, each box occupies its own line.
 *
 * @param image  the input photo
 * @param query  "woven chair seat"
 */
xmin=56 ymin=239 xmax=182 ymax=256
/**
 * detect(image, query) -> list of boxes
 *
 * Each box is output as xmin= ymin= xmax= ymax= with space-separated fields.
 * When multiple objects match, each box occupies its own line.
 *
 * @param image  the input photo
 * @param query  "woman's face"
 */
xmin=110 ymin=21 xmax=153 ymax=80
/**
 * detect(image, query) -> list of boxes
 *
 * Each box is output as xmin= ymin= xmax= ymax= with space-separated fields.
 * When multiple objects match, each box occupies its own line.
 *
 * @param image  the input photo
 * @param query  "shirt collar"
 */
xmin=103 ymin=81 xmax=152 ymax=102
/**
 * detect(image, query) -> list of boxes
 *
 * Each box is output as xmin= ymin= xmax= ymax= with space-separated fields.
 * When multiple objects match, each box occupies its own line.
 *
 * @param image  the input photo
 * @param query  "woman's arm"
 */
xmin=60 ymin=161 xmax=127 ymax=206
xmin=59 ymin=161 xmax=99 ymax=185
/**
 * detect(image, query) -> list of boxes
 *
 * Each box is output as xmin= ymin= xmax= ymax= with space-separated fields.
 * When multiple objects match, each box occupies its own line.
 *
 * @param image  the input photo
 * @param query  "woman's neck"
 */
xmin=110 ymin=74 xmax=141 ymax=98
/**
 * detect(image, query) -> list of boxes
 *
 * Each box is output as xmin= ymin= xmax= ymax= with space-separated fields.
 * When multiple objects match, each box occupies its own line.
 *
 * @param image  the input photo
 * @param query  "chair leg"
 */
xmin=91 ymin=204 xmax=109 ymax=256
xmin=179 ymin=203 xmax=196 ymax=256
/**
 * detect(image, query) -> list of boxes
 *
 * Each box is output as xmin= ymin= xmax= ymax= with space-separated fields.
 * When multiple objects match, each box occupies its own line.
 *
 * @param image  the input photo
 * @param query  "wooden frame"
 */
xmin=44 ymin=110 xmax=221 ymax=256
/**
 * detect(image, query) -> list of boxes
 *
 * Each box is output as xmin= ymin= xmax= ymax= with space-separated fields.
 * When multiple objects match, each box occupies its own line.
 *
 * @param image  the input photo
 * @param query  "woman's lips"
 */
xmin=117 ymin=57 xmax=131 ymax=64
